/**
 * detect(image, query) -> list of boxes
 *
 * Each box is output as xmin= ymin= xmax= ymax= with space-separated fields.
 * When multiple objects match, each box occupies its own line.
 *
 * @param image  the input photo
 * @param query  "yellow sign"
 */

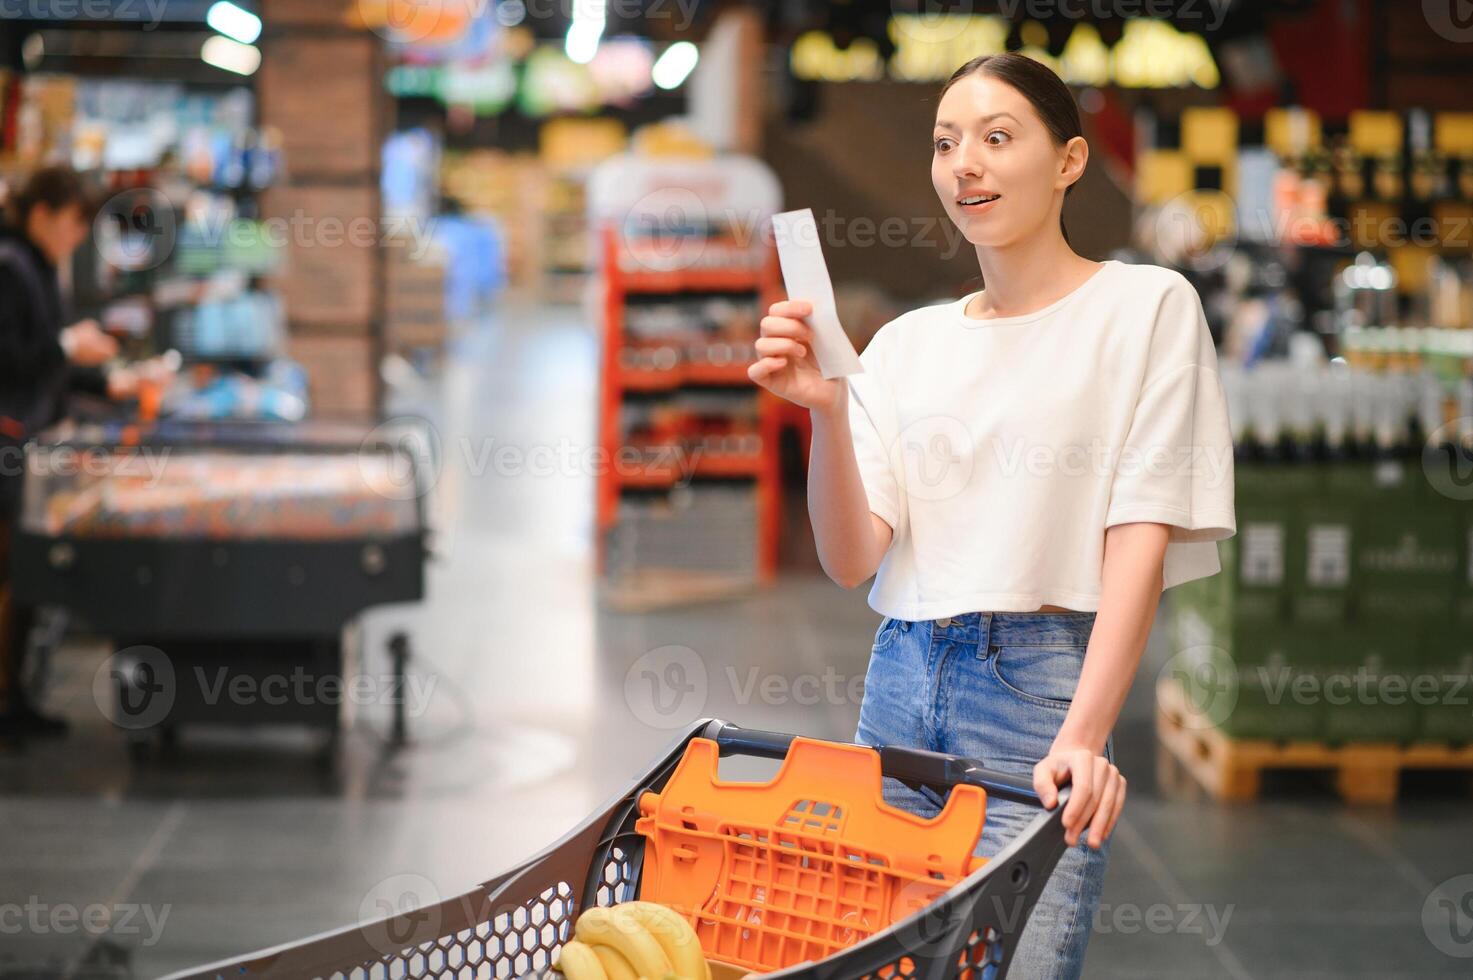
xmin=792 ymin=16 xmax=1219 ymax=89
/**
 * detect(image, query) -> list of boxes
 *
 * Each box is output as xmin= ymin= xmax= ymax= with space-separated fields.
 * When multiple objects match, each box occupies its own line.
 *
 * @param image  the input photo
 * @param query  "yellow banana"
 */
xmin=575 ymin=906 xmax=673 ymax=979
xmin=554 ymin=941 xmax=609 ymax=980
xmin=591 ymin=944 xmax=638 ymax=980
xmin=618 ymin=902 xmax=708 ymax=980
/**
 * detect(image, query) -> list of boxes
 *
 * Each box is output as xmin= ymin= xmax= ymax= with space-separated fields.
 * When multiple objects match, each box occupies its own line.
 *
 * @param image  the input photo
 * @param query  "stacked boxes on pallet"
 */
xmin=1170 ymin=458 xmax=1473 ymax=744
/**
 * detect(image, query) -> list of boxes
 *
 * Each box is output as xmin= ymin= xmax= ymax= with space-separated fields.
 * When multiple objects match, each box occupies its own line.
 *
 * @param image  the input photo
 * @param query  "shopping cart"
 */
xmin=163 ymin=719 xmax=1076 ymax=980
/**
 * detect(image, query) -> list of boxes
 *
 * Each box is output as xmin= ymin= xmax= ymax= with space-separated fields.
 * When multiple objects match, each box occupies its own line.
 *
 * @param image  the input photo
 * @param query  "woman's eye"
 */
xmin=934 ymin=137 xmax=954 ymax=153
xmin=985 ymin=130 xmax=1012 ymax=145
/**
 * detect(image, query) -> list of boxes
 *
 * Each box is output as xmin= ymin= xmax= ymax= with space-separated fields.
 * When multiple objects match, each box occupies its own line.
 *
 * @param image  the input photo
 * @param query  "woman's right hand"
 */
xmin=748 ymin=300 xmax=844 ymax=413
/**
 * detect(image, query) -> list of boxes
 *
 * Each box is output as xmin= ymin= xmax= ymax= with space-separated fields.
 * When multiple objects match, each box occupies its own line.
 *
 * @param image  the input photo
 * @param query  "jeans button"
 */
xmin=935 ymin=617 xmax=953 ymax=628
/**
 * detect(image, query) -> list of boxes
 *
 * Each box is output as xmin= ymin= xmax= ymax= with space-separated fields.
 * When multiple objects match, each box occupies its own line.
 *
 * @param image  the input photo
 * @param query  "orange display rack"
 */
xmin=595 ymin=224 xmax=785 ymax=608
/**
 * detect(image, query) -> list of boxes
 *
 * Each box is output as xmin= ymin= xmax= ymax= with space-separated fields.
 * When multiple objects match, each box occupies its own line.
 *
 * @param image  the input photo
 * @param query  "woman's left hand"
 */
xmin=1032 ymin=745 xmax=1125 ymax=850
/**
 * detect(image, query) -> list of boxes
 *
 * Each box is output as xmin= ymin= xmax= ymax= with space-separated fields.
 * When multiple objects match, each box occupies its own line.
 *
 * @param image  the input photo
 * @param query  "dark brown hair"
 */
xmin=7 ymin=165 xmax=98 ymax=229
xmin=940 ymin=53 xmax=1083 ymax=243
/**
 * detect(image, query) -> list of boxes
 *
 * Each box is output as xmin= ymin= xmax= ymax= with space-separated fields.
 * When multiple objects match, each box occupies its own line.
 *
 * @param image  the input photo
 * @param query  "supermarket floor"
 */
xmin=3 ymin=303 xmax=1471 ymax=980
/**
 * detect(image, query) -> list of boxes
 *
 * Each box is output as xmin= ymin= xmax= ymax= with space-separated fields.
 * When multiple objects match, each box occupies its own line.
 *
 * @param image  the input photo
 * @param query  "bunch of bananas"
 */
xmin=554 ymin=902 xmax=711 ymax=980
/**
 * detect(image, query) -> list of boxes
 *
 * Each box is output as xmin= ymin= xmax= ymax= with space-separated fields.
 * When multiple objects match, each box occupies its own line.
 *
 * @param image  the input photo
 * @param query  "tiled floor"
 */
xmin=2 ymin=305 xmax=1470 ymax=979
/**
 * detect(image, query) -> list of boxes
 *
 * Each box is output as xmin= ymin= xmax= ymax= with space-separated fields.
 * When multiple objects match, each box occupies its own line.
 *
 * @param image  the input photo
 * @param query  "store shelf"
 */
xmin=616 ymin=362 xmax=754 ymax=390
xmin=614 ymin=268 xmax=767 ymax=295
xmin=613 ymin=450 xmax=767 ymax=489
xmin=595 ymin=221 xmax=784 ymax=592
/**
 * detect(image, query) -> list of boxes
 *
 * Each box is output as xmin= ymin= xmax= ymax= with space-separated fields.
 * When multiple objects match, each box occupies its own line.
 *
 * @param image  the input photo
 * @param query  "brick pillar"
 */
xmin=257 ymin=0 xmax=387 ymax=416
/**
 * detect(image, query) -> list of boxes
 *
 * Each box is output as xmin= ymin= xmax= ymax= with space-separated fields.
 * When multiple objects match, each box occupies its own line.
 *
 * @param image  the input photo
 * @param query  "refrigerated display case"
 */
xmin=11 ymin=419 xmax=431 ymax=756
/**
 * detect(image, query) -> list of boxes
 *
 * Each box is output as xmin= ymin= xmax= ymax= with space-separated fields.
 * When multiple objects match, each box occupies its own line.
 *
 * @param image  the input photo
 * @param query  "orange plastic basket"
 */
xmin=634 ymin=736 xmax=990 ymax=973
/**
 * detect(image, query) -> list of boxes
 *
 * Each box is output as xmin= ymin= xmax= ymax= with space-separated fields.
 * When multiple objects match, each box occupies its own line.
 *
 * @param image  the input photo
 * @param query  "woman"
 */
xmin=748 ymin=54 xmax=1236 ymax=979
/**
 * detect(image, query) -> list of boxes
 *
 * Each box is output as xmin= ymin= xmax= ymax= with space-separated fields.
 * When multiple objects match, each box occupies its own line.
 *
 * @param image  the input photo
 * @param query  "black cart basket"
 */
xmin=163 ymin=720 xmax=1075 ymax=980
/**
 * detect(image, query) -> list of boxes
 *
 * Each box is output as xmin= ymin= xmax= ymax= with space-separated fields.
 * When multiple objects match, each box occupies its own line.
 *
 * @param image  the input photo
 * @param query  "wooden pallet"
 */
xmin=1154 ymin=678 xmax=1473 ymax=805
xmin=598 ymin=567 xmax=757 ymax=613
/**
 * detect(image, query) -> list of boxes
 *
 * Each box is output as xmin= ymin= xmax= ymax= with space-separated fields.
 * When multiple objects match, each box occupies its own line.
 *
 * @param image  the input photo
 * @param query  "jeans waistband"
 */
xmin=925 ymin=610 xmax=1097 ymax=647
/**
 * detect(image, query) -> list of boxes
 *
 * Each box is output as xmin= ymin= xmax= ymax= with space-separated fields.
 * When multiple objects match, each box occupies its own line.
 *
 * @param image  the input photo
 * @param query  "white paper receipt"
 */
xmin=770 ymin=208 xmax=864 ymax=379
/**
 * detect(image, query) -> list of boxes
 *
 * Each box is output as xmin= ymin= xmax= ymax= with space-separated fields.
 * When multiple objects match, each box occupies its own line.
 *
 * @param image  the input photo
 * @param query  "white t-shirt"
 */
xmin=845 ymin=259 xmax=1236 ymax=619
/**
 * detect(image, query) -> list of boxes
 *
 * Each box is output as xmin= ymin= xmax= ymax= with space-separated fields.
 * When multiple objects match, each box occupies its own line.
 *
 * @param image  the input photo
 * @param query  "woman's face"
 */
xmin=931 ymin=72 xmax=1084 ymax=248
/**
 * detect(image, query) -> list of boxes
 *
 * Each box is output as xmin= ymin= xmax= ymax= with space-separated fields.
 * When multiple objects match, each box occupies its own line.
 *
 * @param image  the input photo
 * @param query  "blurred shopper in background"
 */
xmin=0 ymin=165 xmax=145 ymax=737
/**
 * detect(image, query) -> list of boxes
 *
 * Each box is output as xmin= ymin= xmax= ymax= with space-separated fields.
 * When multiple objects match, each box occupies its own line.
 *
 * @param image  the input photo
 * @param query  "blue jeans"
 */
xmin=854 ymin=611 xmax=1114 ymax=980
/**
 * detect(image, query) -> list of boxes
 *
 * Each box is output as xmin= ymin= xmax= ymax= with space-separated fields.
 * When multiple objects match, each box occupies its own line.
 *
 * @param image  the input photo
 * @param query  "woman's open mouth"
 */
xmin=957 ymin=193 xmax=1001 ymax=213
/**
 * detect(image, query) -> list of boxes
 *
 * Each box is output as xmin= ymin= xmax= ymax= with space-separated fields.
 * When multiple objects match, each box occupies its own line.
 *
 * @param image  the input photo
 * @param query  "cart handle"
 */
xmin=704 ymin=721 xmax=1064 ymax=809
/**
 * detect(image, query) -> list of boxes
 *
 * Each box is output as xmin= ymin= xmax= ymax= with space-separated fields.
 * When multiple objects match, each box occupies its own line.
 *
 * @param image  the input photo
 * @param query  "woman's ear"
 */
xmin=1058 ymin=135 xmax=1089 ymax=191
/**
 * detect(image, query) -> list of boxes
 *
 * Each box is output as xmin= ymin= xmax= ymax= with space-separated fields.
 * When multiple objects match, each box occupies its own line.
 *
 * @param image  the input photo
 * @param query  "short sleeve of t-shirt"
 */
xmin=1104 ymin=273 xmax=1236 ymax=583
xmin=845 ymin=329 xmax=902 ymax=530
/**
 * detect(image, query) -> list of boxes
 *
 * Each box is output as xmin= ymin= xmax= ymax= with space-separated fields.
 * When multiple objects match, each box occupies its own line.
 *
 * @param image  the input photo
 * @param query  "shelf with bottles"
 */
xmin=615 ymin=291 xmax=764 ymax=389
xmin=65 ymin=82 xmax=284 ymax=369
xmin=1221 ymin=342 xmax=1473 ymax=464
xmin=613 ymin=387 xmax=769 ymax=488
xmin=596 ymin=229 xmax=783 ymax=591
